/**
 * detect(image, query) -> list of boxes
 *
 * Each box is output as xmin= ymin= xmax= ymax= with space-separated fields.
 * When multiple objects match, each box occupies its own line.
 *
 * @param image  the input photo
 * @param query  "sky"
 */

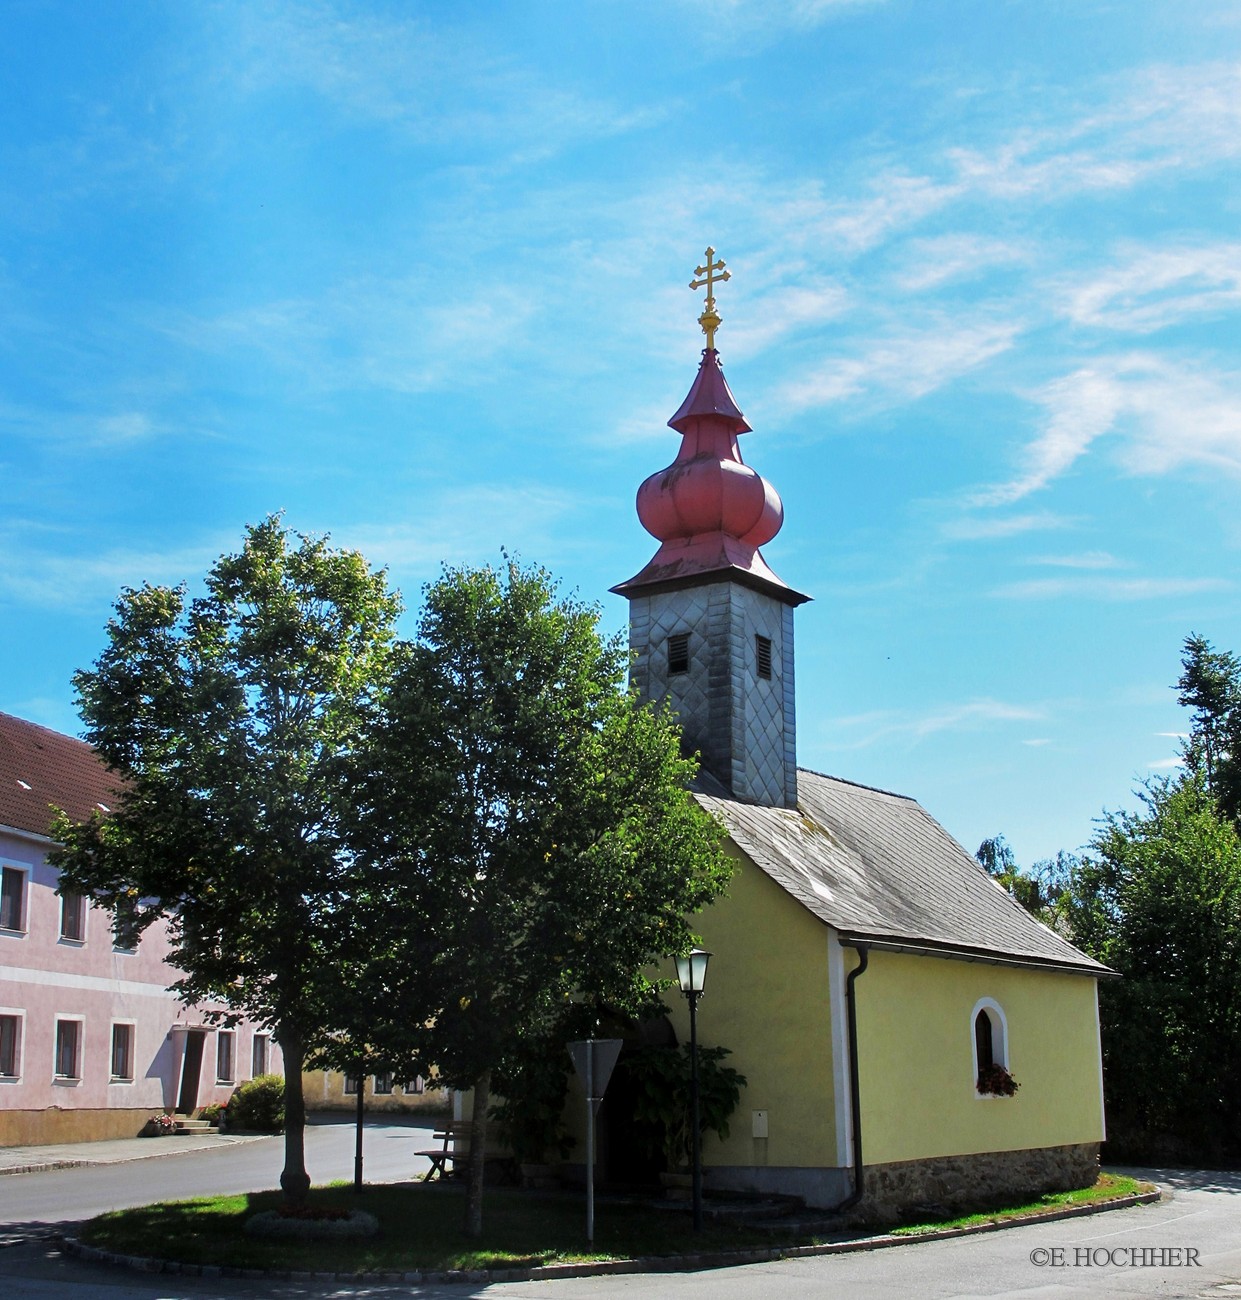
xmin=3 ymin=0 xmax=1240 ymax=869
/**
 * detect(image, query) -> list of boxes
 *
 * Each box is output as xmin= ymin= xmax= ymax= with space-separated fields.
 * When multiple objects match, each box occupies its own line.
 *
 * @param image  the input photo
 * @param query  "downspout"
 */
xmin=837 ymin=943 xmax=869 ymax=1213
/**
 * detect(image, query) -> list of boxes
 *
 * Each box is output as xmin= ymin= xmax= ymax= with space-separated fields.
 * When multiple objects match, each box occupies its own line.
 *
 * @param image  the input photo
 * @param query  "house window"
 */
xmin=343 ymin=1073 xmax=361 ymax=1095
xmin=60 ymin=892 xmax=86 ymax=942
xmin=1 ymin=867 xmax=27 ymax=932
xmin=252 ymin=1033 xmax=270 ymax=1078
xmin=401 ymin=1075 xmax=425 ymax=1096
xmin=216 ymin=1030 xmax=235 ymax=1084
xmin=373 ymin=1071 xmax=393 ymax=1095
xmin=971 ymin=998 xmax=1011 ymax=1095
xmin=755 ymin=634 xmax=773 ymax=680
xmin=0 ymin=1014 xmax=21 ymax=1078
xmin=111 ymin=1023 xmax=134 ymax=1081
xmin=667 ymin=632 xmax=690 ymax=675
xmin=112 ymin=896 xmax=139 ymax=953
xmin=54 ymin=1018 xmax=82 ymax=1080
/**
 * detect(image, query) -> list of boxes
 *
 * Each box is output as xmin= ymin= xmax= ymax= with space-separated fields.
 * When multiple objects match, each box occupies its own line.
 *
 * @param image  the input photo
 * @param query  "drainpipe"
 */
xmin=837 ymin=943 xmax=869 ymax=1213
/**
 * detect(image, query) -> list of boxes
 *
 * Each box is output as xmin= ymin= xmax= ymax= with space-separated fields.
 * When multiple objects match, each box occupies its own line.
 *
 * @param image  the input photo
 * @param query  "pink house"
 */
xmin=0 ymin=711 xmax=281 ymax=1145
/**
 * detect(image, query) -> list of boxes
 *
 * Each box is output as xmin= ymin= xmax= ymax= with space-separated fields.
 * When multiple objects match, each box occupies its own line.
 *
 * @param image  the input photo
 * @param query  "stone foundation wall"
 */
xmin=859 ymin=1142 xmax=1101 ymax=1223
xmin=0 ymin=1108 xmax=155 ymax=1148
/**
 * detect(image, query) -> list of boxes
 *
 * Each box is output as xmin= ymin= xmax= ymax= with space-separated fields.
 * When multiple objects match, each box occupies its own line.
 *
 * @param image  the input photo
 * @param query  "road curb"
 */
xmin=0 ymin=1133 xmax=273 ymax=1178
xmin=59 ymin=1188 xmax=1163 ymax=1283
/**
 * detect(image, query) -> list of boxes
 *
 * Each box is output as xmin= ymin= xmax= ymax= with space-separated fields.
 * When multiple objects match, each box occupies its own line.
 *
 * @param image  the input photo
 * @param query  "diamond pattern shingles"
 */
xmin=696 ymin=766 xmax=1109 ymax=974
xmin=0 ymin=712 xmax=121 ymax=838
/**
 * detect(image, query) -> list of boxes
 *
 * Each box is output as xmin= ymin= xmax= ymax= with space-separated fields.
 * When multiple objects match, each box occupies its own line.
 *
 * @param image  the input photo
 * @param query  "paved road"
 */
xmin=0 ymin=1148 xmax=1237 ymax=1299
xmin=0 ymin=1116 xmax=439 ymax=1239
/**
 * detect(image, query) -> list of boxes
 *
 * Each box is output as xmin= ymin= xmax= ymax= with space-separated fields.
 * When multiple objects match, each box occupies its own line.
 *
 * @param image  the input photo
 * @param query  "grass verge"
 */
xmin=890 ymin=1173 xmax=1150 ymax=1236
xmin=76 ymin=1172 xmax=1151 ymax=1273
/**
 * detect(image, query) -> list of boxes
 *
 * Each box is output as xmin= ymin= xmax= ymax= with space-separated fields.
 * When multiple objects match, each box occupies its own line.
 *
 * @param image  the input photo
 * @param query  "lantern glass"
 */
xmin=675 ymin=948 xmax=711 ymax=995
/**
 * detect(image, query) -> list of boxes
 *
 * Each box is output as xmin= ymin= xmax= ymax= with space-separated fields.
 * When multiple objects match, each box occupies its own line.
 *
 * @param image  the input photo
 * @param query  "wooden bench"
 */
xmin=417 ymin=1121 xmax=472 ymax=1182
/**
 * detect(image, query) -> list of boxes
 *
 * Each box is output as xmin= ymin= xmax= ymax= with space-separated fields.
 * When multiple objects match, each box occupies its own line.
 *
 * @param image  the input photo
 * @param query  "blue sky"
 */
xmin=3 ymin=0 xmax=1240 ymax=868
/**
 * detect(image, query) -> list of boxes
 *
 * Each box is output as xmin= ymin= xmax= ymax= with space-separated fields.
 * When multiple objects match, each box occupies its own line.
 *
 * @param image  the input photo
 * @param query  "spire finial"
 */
xmin=690 ymin=246 xmax=730 ymax=350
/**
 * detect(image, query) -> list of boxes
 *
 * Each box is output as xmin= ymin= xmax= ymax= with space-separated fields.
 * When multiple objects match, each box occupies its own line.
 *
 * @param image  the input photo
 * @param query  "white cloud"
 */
xmin=828 ymin=698 xmax=1044 ymax=749
xmin=1147 ymin=756 xmax=1185 ymax=771
xmin=941 ymin=511 xmax=1072 ymax=541
xmin=979 ymin=354 xmax=1241 ymax=504
xmin=993 ymin=575 xmax=1230 ymax=601
xmin=897 ymin=234 xmax=1029 ymax=292
xmin=1027 ymin=551 xmax=1119 ymax=570
xmin=777 ymin=317 xmax=1020 ymax=412
xmin=1060 ymin=242 xmax=1241 ymax=332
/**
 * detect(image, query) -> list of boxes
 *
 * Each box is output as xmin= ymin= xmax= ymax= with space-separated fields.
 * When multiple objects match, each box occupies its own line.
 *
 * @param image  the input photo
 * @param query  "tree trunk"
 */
xmin=464 ymin=1068 xmax=491 ymax=1240
xmin=278 ymin=1029 xmax=311 ymax=1204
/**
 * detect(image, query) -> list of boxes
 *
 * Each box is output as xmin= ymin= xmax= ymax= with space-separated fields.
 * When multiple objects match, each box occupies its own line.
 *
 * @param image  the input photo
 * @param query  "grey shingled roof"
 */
xmin=695 ymin=767 xmax=1110 ymax=976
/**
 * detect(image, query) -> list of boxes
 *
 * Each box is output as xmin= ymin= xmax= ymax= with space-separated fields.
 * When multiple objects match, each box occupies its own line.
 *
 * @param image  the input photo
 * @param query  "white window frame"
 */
xmin=215 ymin=1029 xmax=235 ymax=1084
xmin=59 ymin=890 xmax=87 ymax=944
xmin=0 ymin=1008 xmax=24 ymax=1081
xmin=970 ymin=997 xmax=1011 ymax=1099
xmin=109 ymin=1020 xmax=136 ymax=1083
xmin=0 ymin=862 xmax=30 ymax=935
xmin=373 ymin=1070 xmax=393 ymax=1095
xmin=251 ymin=1032 xmax=270 ymax=1079
xmin=343 ymin=1073 xmax=361 ymax=1095
xmin=54 ymin=1015 xmax=85 ymax=1083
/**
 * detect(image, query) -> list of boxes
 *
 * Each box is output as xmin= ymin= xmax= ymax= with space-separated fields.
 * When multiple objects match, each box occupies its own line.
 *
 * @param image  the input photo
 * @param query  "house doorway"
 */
xmin=176 ymin=1030 xmax=207 ymax=1114
xmin=596 ymin=1012 xmax=677 ymax=1189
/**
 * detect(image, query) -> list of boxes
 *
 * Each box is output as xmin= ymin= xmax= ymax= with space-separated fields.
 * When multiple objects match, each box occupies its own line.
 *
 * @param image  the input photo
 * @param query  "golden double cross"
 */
xmin=690 ymin=247 xmax=730 ymax=349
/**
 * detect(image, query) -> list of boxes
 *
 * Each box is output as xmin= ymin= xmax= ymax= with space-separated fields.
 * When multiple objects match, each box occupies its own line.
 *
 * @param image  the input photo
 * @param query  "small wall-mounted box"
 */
xmin=751 ymin=1109 xmax=769 ymax=1139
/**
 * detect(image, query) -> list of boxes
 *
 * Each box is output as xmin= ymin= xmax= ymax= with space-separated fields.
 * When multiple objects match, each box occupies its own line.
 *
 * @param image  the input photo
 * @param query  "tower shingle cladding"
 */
xmin=629 ymin=582 xmax=797 ymax=807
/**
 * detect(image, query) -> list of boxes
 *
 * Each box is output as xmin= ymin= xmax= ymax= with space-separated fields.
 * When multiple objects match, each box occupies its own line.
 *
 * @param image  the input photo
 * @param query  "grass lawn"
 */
xmin=76 ymin=1173 xmax=1151 ymax=1274
xmin=76 ymin=1182 xmax=793 ymax=1273
xmin=891 ymin=1173 xmax=1148 ymax=1236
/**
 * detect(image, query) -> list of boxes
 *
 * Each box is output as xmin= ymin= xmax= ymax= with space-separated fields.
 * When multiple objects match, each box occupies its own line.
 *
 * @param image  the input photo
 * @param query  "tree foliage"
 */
xmin=1177 ymin=632 xmax=1241 ymax=822
xmin=358 ymin=560 xmax=732 ymax=1235
xmin=51 ymin=517 xmax=401 ymax=1201
xmin=1066 ymin=776 xmax=1241 ymax=1159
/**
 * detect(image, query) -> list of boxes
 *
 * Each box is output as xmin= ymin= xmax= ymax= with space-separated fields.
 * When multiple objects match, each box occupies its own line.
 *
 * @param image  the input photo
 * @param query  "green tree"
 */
xmin=976 ymin=835 xmax=1074 ymax=927
xmin=51 ymin=517 xmax=401 ymax=1202
xmin=1177 ymin=633 xmax=1241 ymax=820
xmin=1067 ymin=776 xmax=1241 ymax=1159
xmin=360 ymin=560 xmax=731 ymax=1237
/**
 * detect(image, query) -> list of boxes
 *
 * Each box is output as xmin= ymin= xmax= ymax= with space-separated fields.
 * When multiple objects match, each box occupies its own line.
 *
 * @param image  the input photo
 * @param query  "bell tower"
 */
xmin=612 ymin=249 xmax=809 ymax=808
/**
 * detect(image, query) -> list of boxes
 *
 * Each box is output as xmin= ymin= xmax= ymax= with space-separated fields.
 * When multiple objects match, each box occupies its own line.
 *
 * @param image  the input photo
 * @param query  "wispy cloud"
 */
xmin=1060 ymin=241 xmax=1241 ymax=332
xmin=897 ymin=234 xmax=1029 ymax=292
xmin=1027 ymin=551 xmax=1119 ymax=570
xmin=941 ymin=511 xmax=1073 ymax=541
xmin=993 ymin=575 xmax=1231 ymax=601
xmin=978 ymin=354 xmax=1241 ymax=504
xmin=827 ymin=698 xmax=1044 ymax=749
xmin=777 ymin=316 xmax=1020 ymax=412
xmin=1147 ymin=756 xmax=1185 ymax=771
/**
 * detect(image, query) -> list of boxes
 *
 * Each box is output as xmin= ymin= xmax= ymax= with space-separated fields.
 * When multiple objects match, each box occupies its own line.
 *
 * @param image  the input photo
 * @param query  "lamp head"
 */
xmin=675 ymin=947 xmax=711 ymax=995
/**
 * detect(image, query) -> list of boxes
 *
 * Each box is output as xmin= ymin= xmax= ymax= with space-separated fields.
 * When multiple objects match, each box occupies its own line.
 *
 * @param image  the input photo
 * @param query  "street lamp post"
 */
xmin=674 ymin=947 xmax=711 ymax=1233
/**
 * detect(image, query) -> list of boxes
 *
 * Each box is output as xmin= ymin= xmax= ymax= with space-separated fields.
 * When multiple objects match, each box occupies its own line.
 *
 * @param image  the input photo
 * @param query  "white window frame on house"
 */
xmin=251 ymin=1032 xmax=270 ymax=1079
xmin=54 ymin=1015 xmax=85 ymax=1083
xmin=0 ymin=863 xmax=30 ymax=935
xmin=970 ymin=996 xmax=1010 ymax=1098
xmin=0 ymin=1009 xmax=24 ymax=1081
xmin=110 ymin=1021 xmax=136 ymax=1083
xmin=343 ymin=1073 xmax=361 ymax=1095
xmin=59 ymin=890 xmax=87 ymax=944
xmin=373 ymin=1071 xmax=393 ymax=1095
xmin=401 ymin=1075 xmax=425 ymax=1096
xmin=215 ymin=1030 xmax=235 ymax=1084
xmin=111 ymin=896 xmax=139 ymax=954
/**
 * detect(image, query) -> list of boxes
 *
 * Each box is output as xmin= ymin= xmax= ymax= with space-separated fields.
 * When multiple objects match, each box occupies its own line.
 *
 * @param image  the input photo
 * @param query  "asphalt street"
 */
xmin=0 ymin=1130 xmax=1237 ymax=1300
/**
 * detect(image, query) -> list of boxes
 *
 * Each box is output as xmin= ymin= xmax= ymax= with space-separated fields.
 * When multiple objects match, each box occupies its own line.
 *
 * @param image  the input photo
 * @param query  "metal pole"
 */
xmin=586 ymin=1044 xmax=595 ymax=1244
xmin=689 ymin=991 xmax=702 ymax=1232
xmin=353 ymin=1070 xmax=365 ymax=1193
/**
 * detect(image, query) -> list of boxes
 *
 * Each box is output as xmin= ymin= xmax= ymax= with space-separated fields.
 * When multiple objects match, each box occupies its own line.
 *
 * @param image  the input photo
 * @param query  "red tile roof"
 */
xmin=0 ymin=712 xmax=122 ymax=839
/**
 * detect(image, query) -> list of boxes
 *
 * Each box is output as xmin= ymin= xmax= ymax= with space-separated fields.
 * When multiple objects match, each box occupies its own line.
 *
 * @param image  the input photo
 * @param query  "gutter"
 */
xmin=837 ymin=942 xmax=869 ymax=1214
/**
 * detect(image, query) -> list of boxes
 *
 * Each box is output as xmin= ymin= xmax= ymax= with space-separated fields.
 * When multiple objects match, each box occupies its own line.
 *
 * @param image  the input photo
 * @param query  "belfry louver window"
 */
xmin=668 ymin=632 xmax=690 ymax=674
xmin=756 ymin=635 xmax=773 ymax=680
